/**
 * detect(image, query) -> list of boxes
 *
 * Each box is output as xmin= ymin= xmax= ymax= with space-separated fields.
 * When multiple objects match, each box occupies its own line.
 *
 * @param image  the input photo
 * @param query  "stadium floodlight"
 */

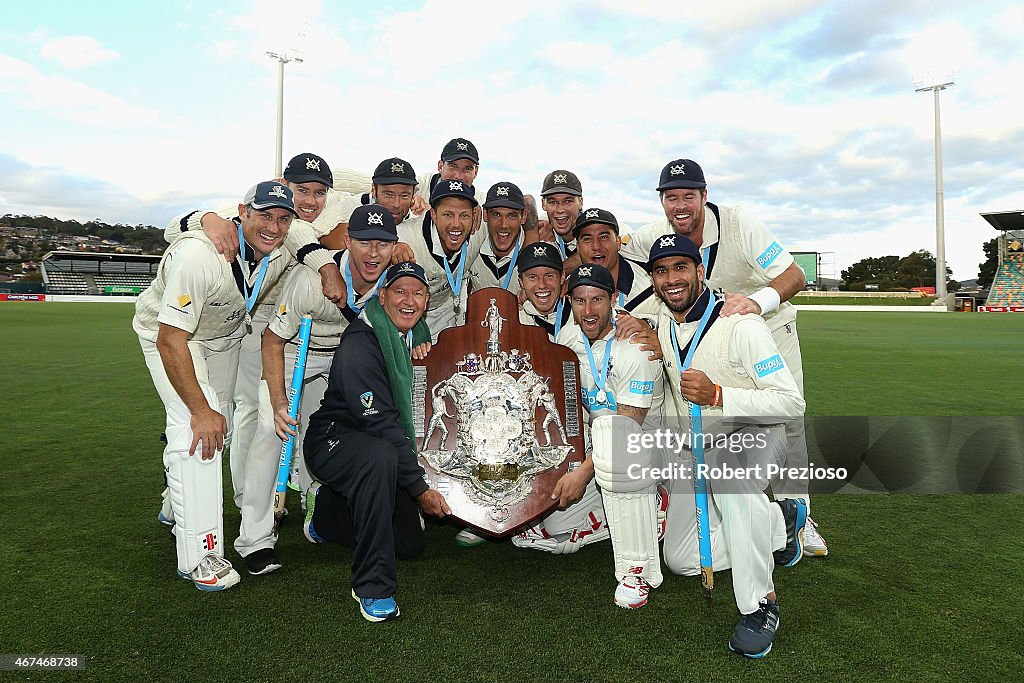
xmin=266 ymin=51 xmax=303 ymax=178
xmin=914 ymin=71 xmax=954 ymax=301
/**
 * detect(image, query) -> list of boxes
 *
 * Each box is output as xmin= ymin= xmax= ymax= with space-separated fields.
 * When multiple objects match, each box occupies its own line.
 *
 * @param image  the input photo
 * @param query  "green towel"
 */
xmin=363 ymin=296 xmax=431 ymax=444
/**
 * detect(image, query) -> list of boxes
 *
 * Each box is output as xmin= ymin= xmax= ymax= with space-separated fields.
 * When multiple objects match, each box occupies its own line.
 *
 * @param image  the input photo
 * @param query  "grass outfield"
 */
xmin=1 ymin=303 xmax=1022 ymax=681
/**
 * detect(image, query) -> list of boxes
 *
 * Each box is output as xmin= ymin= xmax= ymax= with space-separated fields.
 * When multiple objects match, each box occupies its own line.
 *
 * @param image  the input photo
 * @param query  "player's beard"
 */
xmin=657 ymin=280 xmax=703 ymax=315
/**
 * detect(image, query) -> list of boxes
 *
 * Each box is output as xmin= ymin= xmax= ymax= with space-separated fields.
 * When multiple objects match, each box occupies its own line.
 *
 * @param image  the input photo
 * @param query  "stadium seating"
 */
xmin=44 ymin=271 xmax=90 ymax=294
xmin=985 ymin=252 xmax=1024 ymax=307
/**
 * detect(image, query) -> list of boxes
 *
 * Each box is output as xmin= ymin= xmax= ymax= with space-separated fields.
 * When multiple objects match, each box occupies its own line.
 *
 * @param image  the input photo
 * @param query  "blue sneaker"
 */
xmin=773 ymin=498 xmax=807 ymax=567
xmin=351 ymin=589 xmax=400 ymax=622
xmin=728 ymin=598 xmax=780 ymax=658
xmin=303 ymin=483 xmax=323 ymax=544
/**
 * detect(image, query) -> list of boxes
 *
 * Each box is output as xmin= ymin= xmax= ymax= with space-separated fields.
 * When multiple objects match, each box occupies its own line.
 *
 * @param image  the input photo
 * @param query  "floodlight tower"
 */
xmin=266 ymin=51 xmax=303 ymax=178
xmin=915 ymin=73 xmax=954 ymax=300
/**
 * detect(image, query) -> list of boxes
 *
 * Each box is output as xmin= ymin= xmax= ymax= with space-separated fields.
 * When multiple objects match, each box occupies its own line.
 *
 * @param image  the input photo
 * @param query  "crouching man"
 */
xmin=302 ymin=261 xmax=450 ymax=622
xmin=595 ymin=234 xmax=807 ymax=659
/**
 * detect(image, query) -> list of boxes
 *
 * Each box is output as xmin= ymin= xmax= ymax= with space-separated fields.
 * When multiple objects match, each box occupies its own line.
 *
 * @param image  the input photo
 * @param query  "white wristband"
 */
xmin=749 ymin=286 xmax=781 ymax=316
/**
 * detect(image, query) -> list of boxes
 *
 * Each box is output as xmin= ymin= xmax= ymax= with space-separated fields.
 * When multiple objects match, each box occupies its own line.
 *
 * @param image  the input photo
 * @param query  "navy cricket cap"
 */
xmin=646 ymin=233 xmax=702 ymax=272
xmin=243 ymin=181 xmax=297 ymax=216
xmin=440 ymin=138 xmax=479 ymax=163
xmin=283 ymin=153 xmax=333 ymax=188
xmin=573 ymin=207 xmax=619 ymax=237
xmin=656 ymin=159 xmax=706 ymax=191
xmin=483 ymin=181 xmax=525 ymax=210
xmin=517 ymin=241 xmax=563 ymax=274
xmin=372 ymin=157 xmax=417 ymax=186
xmin=429 ymin=178 xmax=479 ymax=208
xmin=348 ymin=204 xmax=398 ymax=242
xmin=541 ymin=169 xmax=583 ymax=197
xmin=567 ymin=263 xmax=615 ymax=295
xmin=383 ymin=261 xmax=428 ymax=289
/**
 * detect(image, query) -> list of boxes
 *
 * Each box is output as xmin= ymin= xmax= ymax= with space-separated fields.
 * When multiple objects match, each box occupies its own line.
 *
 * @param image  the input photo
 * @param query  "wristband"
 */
xmin=749 ymin=286 xmax=781 ymax=316
xmin=713 ymin=384 xmax=721 ymax=408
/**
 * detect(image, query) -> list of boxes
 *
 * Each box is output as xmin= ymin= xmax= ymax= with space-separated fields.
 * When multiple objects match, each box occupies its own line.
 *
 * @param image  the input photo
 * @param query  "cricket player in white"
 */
xmin=135 ymin=181 xmax=296 ymax=590
xmin=619 ymin=159 xmax=827 ymax=556
xmin=397 ymin=179 xmax=483 ymax=341
xmin=469 ymin=182 xmax=531 ymax=296
xmin=512 ymin=264 xmax=663 ymax=554
xmin=161 ymin=154 xmax=349 ymax=512
xmin=235 ymin=205 xmax=400 ymax=575
xmin=606 ymin=233 xmax=806 ymax=657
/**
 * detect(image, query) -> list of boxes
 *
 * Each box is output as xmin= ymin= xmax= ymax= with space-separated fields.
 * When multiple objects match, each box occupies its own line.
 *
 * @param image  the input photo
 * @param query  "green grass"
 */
xmin=1 ymin=304 xmax=1022 ymax=682
xmin=793 ymin=295 xmax=935 ymax=306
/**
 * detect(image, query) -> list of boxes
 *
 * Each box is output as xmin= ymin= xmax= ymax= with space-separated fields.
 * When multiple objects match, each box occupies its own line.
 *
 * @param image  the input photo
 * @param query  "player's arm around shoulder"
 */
xmin=726 ymin=315 xmax=805 ymax=418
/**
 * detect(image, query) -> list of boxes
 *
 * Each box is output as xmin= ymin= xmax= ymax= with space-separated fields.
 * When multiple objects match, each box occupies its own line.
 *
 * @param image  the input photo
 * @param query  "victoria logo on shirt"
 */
xmin=360 ymin=391 xmax=374 ymax=409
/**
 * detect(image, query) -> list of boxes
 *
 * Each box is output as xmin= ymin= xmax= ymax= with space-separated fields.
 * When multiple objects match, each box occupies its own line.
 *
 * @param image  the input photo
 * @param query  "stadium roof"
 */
xmin=980 ymin=211 xmax=1024 ymax=231
xmin=41 ymin=250 xmax=161 ymax=262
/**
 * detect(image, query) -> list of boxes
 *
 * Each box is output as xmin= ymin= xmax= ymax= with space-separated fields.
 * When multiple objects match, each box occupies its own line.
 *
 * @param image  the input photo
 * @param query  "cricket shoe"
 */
xmin=728 ymin=598 xmax=780 ymax=658
xmin=801 ymin=515 xmax=829 ymax=557
xmin=243 ymin=548 xmax=282 ymax=576
xmin=351 ymin=589 xmax=400 ymax=622
xmin=178 ymin=554 xmax=240 ymax=592
xmin=455 ymin=529 xmax=486 ymax=548
xmin=656 ymin=484 xmax=669 ymax=541
xmin=158 ymin=488 xmax=174 ymax=526
xmin=614 ymin=572 xmax=652 ymax=609
xmin=303 ymin=482 xmax=324 ymax=544
xmin=773 ymin=498 xmax=807 ymax=568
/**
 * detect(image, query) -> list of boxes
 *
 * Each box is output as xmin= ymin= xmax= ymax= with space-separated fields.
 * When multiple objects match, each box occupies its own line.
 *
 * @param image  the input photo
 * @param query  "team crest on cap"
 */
xmin=533 ymin=246 xmax=548 ymax=257
xmin=659 ymin=235 xmax=677 ymax=247
xmin=448 ymin=180 xmax=463 ymax=191
xmin=367 ymin=212 xmax=385 ymax=226
xmin=269 ymin=185 xmax=288 ymax=199
xmin=578 ymin=266 xmax=593 ymax=277
xmin=585 ymin=209 xmax=600 ymax=220
xmin=305 ymin=157 xmax=321 ymax=171
xmin=553 ymin=173 xmax=567 ymax=185
xmin=669 ymin=164 xmax=686 ymax=176
xmin=391 ymin=162 xmax=404 ymax=173
xmin=496 ymin=186 xmax=509 ymax=196
xmin=456 ymin=142 xmax=469 ymax=151
xmin=400 ymin=262 xmax=415 ymax=272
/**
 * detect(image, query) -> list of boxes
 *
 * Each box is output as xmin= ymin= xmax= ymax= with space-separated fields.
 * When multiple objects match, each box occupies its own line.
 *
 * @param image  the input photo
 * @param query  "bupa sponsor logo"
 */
xmin=753 ymin=354 xmax=785 ymax=378
xmin=756 ymin=241 xmax=783 ymax=269
xmin=629 ymin=380 xmax=654 ymax=395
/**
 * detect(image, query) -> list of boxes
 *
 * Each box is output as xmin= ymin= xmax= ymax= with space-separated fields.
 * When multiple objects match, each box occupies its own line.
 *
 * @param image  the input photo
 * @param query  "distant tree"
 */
xmin=977 ymin=237 xmax=999 ymax=289
xmin=841 ymin=255 xmax=900 ymax=287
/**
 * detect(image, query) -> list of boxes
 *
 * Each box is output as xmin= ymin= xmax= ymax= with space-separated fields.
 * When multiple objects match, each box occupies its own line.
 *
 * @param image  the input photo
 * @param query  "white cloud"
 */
xmin=0 ymin=53 xmax=174 ymax=128
xmin=40 ymin=35 xmax=119 ymax=69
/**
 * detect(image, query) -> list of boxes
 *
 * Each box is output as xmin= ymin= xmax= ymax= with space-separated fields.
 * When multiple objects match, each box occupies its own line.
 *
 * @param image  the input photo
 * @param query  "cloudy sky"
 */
xmin=3 ymin=0 xmax=1022 ymax=281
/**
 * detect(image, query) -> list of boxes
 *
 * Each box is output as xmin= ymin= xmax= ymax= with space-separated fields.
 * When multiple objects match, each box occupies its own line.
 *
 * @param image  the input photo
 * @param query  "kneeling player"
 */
xmin=596 ymin=234 xmax=806 ymax=658
xmin=512 ymin=264 xmax=664 ymax=554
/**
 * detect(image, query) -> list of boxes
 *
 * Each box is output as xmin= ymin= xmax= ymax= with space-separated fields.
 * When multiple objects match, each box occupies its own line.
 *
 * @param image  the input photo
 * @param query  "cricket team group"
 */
xmin=133 ymin=137 xmax=828 ymax=658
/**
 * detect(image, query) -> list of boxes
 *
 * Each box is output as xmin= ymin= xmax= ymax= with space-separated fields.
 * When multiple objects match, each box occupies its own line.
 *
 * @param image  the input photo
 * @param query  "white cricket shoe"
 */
xmin=801 ymin=516 xmax=829 ymax=557
xmin=178 ymin=554 xmax=240 ymax=592
xmin=158 ymin=487 xmax=174 ymax=526
xmin=455 ymin=529 xmax=486 ymax=548
xmin=614 ymin=574 xmax=651 ymax=609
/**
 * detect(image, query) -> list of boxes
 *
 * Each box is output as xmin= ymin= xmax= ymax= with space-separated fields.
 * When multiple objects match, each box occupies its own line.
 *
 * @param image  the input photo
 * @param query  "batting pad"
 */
xmin=164 ymin=382 xmax=226 ymax=574
xmin=513 ymin=480 xmax=609 ymax=553
xmin=592 ymin=416 xmax=663 ymax=585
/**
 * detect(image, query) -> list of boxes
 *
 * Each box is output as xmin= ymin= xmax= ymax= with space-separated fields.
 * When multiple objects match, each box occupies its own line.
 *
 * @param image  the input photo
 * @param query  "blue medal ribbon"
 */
xmin=499 ymin=236 xmax=522 ymax=290
xmin=236 ymin=221 xmax=270 ymax=314
xmin=554 ymin=298 xmax=565 ymax=338
xmin=581 ymin=329 xmax=614 ymax=407
xmin=442 ymin=241 xmax=468 ymax=307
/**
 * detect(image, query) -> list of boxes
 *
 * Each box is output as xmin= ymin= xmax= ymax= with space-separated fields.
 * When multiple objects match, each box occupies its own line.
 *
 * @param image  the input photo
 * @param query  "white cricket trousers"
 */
xmin=140 ymin=336 xmax=240 ymax=574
